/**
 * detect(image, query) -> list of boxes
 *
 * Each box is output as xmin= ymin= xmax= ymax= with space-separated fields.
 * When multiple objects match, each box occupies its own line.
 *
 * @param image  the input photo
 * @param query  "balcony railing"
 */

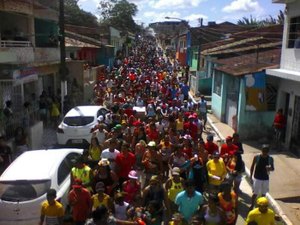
xmin=0 ymin=40 xmax=32 ymax=48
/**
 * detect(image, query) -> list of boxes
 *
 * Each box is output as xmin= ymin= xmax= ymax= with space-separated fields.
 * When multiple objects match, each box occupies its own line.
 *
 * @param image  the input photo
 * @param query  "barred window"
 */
xmin=213 ymin=71 xmax=222 ymax=96
xmin=288 ymin=16 xmax=300 ymax=48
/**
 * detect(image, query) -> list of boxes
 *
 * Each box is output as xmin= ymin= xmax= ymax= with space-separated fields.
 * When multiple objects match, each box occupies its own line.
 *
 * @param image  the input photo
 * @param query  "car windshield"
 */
xmin=63 ymin=116 xmax=94 ymax=126
xmin=0 ymin=180 xmax=51 ymax=202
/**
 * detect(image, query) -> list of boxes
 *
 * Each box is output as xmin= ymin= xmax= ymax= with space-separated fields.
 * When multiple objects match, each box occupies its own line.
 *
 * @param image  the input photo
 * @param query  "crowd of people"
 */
xmin=39 ymin=37 xmax=276 ymax=225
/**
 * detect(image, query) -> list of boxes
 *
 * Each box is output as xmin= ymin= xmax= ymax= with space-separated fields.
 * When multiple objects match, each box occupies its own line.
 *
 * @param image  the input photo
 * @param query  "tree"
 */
xmin=64 ymin=0 xmax=99 ymax=28
xmin=237 ymin=11 xmax=284 ymax=27
xmin=98 ymin=0 xmax=139 ymax=32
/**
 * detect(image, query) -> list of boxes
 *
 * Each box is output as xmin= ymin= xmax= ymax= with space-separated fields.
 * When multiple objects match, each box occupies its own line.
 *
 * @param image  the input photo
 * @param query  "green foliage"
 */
xmin=64 ymin=0 xmax=99 ymax=28
xmin=237 ymin=11 xmax=284 ymax=27
xmin=98 ymin=0 xmax=139 ymax=32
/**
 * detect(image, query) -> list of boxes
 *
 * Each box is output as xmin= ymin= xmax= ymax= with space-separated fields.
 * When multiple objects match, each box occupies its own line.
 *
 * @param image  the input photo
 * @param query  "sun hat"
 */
xmin=95 ymin=182 xmax=105 ymax=192
xmin=257 ymin=197 xmax=269 ymax=206
xmin=98 ymin=158 xmax=110 ymax=167
xmin=128 ymin=170 xmax=138 ymax=179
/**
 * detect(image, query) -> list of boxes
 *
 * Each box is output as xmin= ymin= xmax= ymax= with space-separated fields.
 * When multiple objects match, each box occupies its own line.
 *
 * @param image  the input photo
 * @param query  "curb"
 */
xmin=189 ymin=92 xmax=294 ymax=225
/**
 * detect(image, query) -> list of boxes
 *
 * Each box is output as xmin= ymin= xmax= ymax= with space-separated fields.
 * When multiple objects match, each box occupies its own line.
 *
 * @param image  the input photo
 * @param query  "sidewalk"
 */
xmin=189 ymin=92 xmax=299 ymax=225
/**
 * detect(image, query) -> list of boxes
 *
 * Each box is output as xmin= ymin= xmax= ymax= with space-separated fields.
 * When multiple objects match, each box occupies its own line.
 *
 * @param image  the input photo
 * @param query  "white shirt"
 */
xmin=101 ymin=149 xmax=120 ymax=171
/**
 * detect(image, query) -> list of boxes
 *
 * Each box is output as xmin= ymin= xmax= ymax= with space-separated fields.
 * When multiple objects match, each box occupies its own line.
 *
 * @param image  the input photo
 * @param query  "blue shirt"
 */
xmin=175 ymin=190 xmax=204 ymax=221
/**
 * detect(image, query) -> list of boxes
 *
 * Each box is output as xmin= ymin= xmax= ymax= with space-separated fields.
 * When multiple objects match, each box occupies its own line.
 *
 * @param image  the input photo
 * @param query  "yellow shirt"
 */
xmin=245 ymin=208 xmax=275 ymax=225
xmin=89 ymin=146 xmax=101 ymax=161
xmin=175 ymin=119 xmax=184 ymax=131
xmin=206 ymin=158 xmax=227 ymax=186
xmin=91 ymin=193 xmax=110 ymax=210
xmin=168 ymin=179 xmax=183 ymax=202
xmin=41 ymin=200 xmax=64 ymax=225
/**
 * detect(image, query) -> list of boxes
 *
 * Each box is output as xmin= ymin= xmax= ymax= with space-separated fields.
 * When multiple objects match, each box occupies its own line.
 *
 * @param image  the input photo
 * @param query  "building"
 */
xmin=267 ymin=0 xmax=300 ymax=153
xmin=0 ymin=0 xmax=60 ymax=147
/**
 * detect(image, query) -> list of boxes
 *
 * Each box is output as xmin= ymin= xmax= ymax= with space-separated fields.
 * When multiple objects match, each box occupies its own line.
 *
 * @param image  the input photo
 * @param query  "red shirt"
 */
xmin=68 ymin=187 xmax=91 ymax=221
xmin=183 ymin=122 xmax=198 ymax=140
xmin=220 ymin=143 xmax=238 ymax=157
xmin=115 ymin=152 xmax=136 ymax=178
xmin=204 ymin=142 xmax=219 ymax=155
xmin=146 ymin=128 xmax=159 ymax=141
xmin=273 ymin=113 xmax=286 ymax=129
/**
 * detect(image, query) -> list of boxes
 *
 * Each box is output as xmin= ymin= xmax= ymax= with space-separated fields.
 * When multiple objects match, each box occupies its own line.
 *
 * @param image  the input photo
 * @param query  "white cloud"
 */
xmin=148 ymin=0 xmax=205 ymax=10
xmin=222 ymin=0 xmax=262 ymax=13
xmin=184 ymin=13 xmax=207 ymax=22
xmin=143 ymin=11 xmax=181 ymax=22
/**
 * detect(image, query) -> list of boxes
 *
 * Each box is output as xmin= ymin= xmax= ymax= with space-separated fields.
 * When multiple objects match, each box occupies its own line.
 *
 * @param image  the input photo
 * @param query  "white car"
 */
xmin=0 ymin=148 xmax=83 ymax=225
xmin=57 ymin=105 xmax=109 ymax=146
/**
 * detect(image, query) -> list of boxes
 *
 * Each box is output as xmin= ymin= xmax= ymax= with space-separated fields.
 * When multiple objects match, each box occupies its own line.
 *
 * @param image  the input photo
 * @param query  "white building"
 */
xmin=267 ymin=0 xmax=300 ymax=152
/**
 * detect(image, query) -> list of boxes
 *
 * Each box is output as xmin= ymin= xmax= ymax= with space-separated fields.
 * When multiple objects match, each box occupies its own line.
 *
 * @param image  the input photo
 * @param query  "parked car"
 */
xmin=0 ymin=148 xmax=83 ymax=225
xmin=57 ymin=105 xmax=109 ymax=146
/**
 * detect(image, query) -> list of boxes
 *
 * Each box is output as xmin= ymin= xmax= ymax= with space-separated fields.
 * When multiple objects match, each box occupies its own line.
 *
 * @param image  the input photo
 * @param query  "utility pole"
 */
xmin=59 ymin=0 xmax=67 ymax=115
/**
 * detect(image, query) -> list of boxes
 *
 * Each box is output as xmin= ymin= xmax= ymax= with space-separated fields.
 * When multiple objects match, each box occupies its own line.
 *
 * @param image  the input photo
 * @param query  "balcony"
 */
xmin=0 ymin=41 xmax=34 ymax=64
xmin=0 ymin=40 xmax=60 ymax=64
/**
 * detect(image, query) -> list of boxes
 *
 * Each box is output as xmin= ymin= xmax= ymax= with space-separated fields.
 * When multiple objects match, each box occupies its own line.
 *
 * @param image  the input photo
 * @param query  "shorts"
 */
xmin=253 ymin=178 xmax=269 ymax=195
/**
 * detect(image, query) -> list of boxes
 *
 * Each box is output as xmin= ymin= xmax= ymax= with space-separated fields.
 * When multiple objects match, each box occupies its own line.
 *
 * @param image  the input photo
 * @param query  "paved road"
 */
xmin=42 ymin=124 xmax=284 ymax=225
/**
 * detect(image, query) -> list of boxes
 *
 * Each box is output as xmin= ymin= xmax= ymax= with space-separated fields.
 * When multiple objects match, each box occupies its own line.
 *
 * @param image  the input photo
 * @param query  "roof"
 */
xmin=0 ymin=149 xmax=83 ymax=181
xmin=65 ymin=37 xmax=100 ymax=48
xmin=65 ymin=31 xmax=102 ymax=47
xmin=65 ymin=105 xmax=105 ymax=117
xmin=214 ymin=48 xmax=281 ymax=76
xmin=201 ymin=24 xmax=283 ymax=54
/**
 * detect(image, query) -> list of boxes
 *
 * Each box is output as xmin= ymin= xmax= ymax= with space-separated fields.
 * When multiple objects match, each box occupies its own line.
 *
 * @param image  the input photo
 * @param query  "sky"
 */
xmin=78 ymin=0 xmax=285 ymax=27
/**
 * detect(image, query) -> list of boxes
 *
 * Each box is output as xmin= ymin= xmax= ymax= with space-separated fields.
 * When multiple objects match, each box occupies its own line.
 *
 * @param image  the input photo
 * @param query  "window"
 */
xmin=57 ymin=153 xmax=81 ymax=185
xmin=288 ymin=16 xmax=300 ymax=48
xmin=213 ymin=71 xmax=222 ymax=96
xmin=63 ymin=116 xmax=94 ymax=126
xmin=193 ymin=52 xmax=198 ymax=60
xmin=0 ymin=180 xmax=51 ymax=202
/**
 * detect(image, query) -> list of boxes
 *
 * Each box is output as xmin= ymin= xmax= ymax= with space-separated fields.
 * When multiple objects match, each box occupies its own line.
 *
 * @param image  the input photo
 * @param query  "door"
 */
xmin=291 ymin=96 xmax=300 ymax=149
xmin=225 ymin=77 xmax=239 ymax=130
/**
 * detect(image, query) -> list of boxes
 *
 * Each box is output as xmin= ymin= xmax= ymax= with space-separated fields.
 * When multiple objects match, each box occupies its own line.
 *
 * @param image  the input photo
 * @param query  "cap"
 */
xmin=149 ymin=175 xmax=159 ymax=183
xmin=148 ymin=141 xmax=156 ymax=147
xmin=183 ymin=134 xmax=192 ymax=140
xmin=95 ymin=182 xmax=105 ymax=192
xmin=97 ymin=115 xmax=104 ymax=122
xmin=207 ymin=134 xmax=214 ymax=141
xmin=114 ymin=124 xmax=122 ymax=130
xmin=98 ymin=158 xmax=110 ymax=167
xmin=226 ymin=136 xmax=233 ymax=142
xmin=128 ymin=170 xmax=138 ymax=179
xmin=121 ymin=120 xmax=127 ymax=125
xmin=262 ymin=144 xmax=270 ymax=150
xmin=212 ymin=151 xmax=220 ymax=158
xmin=171 ymin=167 xmax=180 ymax=176
xmin=257 ymin=197 xmax=268 ymax=206
xmin=72 ymin=178 xmax=82 ymax=189
xmin=188 ymin=115 xmax=194 ymax=119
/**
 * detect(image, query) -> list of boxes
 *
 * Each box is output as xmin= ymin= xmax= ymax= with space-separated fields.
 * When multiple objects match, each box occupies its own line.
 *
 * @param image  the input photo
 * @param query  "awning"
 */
xmin=266 ymin=68 xmax=300 ymax=82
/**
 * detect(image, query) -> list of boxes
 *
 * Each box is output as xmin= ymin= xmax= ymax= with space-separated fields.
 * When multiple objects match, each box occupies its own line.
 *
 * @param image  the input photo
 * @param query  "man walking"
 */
xmin=175 ymin=179 xmax=204 ymax=224
xmin=39 ymin=189 xmax=64 ymax=225
xmin=198 ymin=95 xmax=207 ymax=129
xmin=249 ymin=144 xmax=274 ymax=210
xmin=245 ymin=197 xmax=275 ymax=225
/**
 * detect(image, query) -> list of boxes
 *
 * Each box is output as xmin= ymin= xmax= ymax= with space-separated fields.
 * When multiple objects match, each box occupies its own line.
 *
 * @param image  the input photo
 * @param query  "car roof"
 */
xmin=65 ymin=106 xmax=106 ymax=117
xmin=0 ymin=149 xmax=83 ymax=181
